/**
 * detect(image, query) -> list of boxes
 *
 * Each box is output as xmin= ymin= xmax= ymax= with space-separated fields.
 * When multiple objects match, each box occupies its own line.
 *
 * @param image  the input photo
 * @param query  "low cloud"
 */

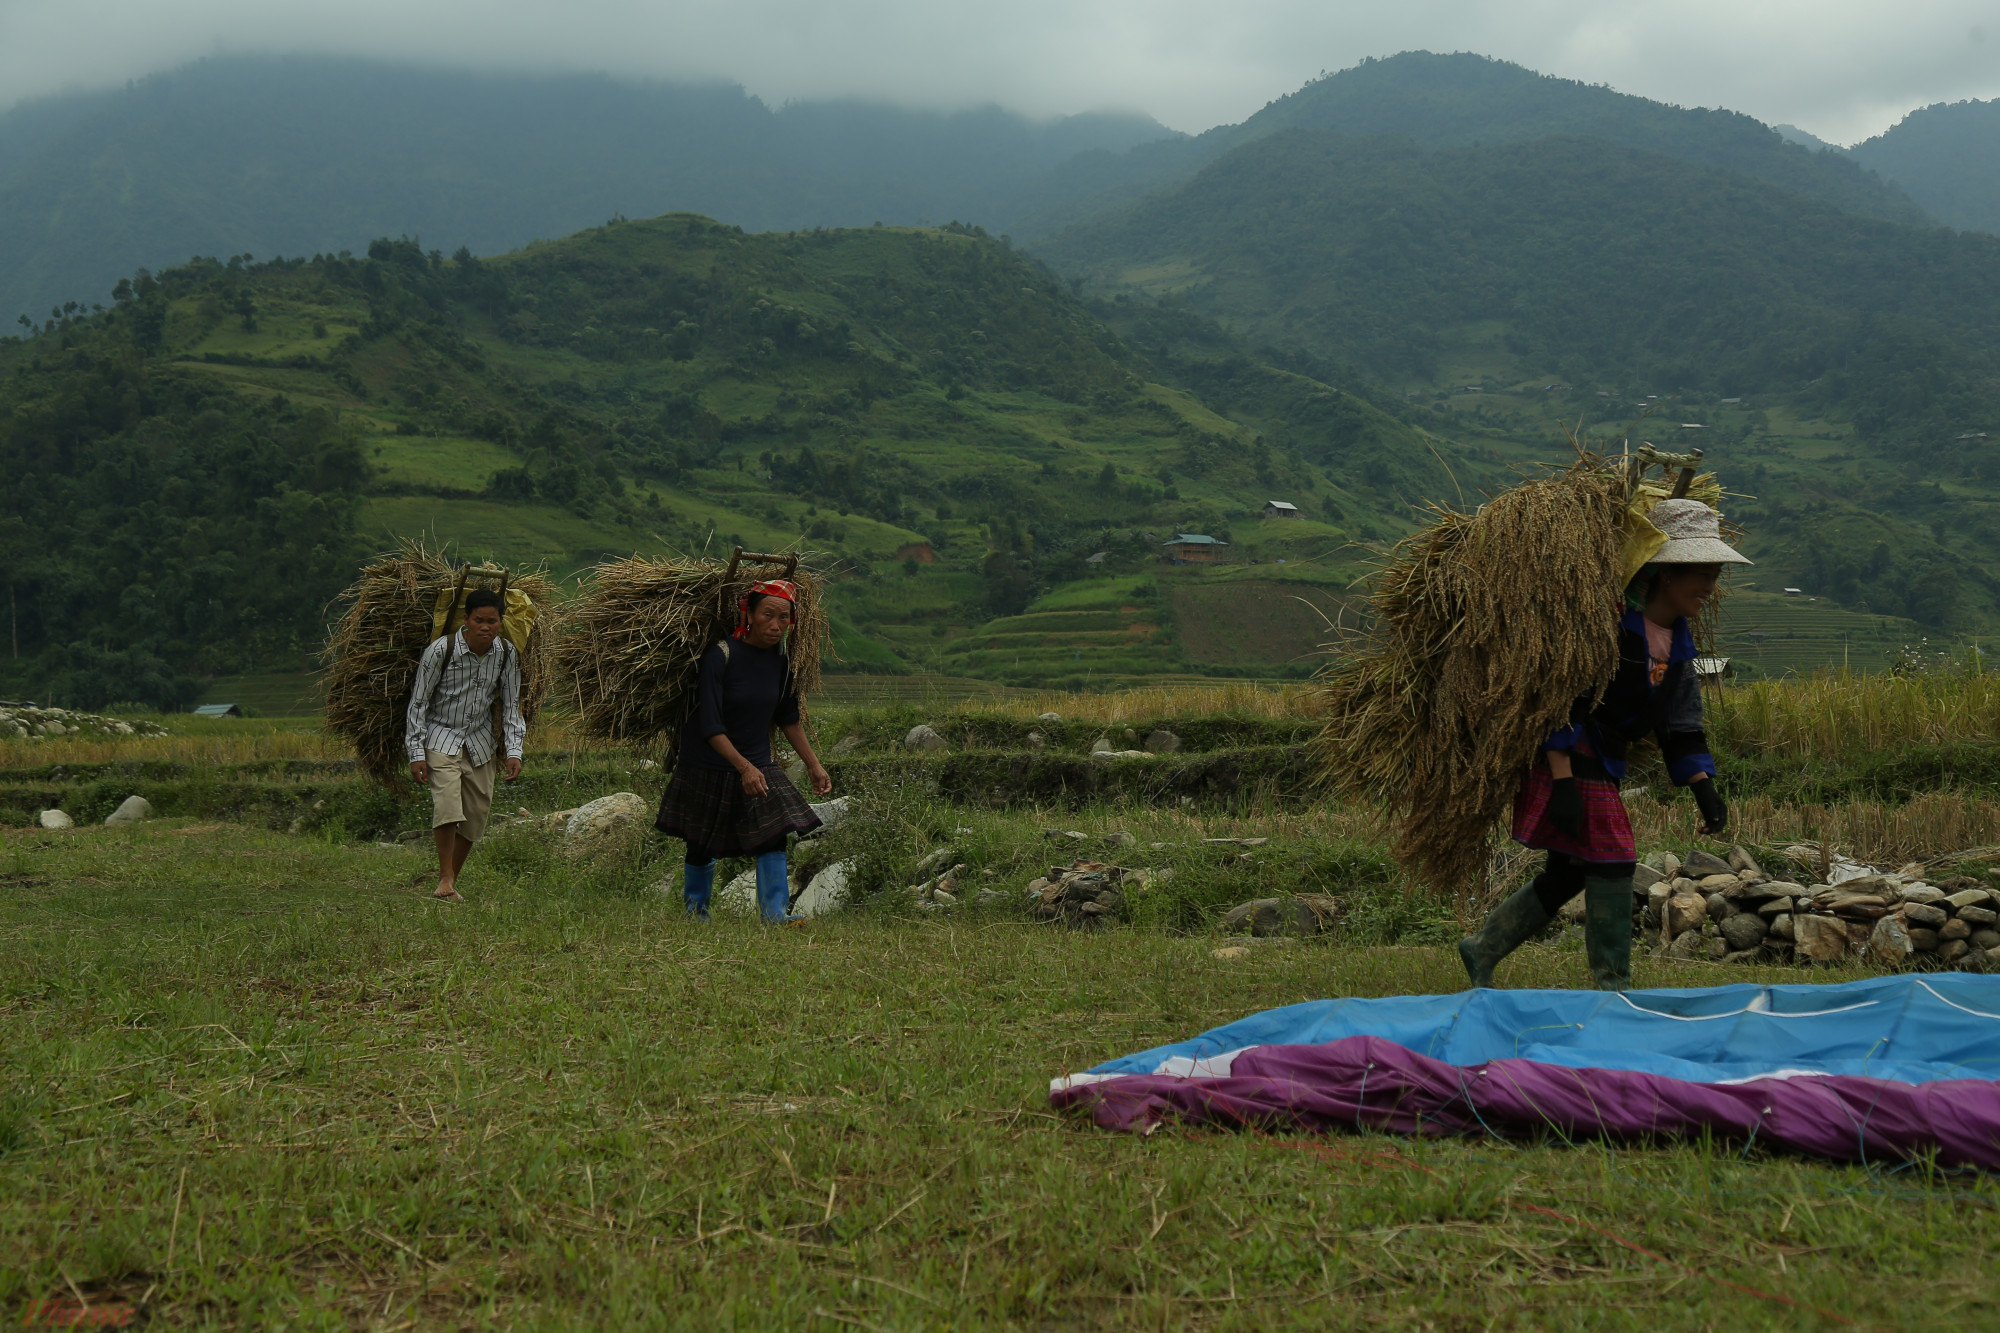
xmin=2 ymin=0 xmax=1998 ymax=140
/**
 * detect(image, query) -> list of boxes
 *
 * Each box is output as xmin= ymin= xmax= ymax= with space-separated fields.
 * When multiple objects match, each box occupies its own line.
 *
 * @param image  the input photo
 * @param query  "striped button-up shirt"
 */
xmin=404 ymin=630 xmax=525 ymax=768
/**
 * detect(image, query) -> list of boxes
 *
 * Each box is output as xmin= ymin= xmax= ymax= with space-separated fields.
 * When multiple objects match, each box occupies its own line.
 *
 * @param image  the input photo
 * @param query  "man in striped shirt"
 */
xmin=405 ymin=589 xmax=525 ymax=900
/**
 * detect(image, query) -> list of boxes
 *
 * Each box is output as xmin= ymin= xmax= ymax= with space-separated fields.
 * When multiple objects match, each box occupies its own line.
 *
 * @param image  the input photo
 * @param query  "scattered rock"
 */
xmin=1025 ymin=730 xmax=1047 ymax=751
xmin=1898 ymin=884 xmax=1946 ymax=905
xmin=1973 ymin=929 xmax=2000 ymax=952
xmin=1037 ymin=712 xmax=1063 ymax=723
xmin=1558 ymin=893 xmax=1587 ymax=925
xmin=561 ymin=792 xmax=650 ymax=855
xmin=1723 ymin=949 xmax=1761 ymax=964
xmin=1044 ymin=829 xmax=1088 ymax=843
xmin=904 ymin=725 xmax=945 ymax=752
xmin=1143 ymin=729 xmax=1182 ymax=754
xmin=1664 ymin=892 xmax=1708 ymax=940
xmin=1089 ymin=737 xmax=1115 ymax=754
xmin=1940 ymin=918 xmax=1971 ymax=942
xmin=1104 ymin=830 xmax=1136 ymax=848
xmin=104 ymin=795 xmax=153 ymax=826
xmin=1720 ymin=913 xmax=1768 ymax=952
xmin=1959 ymin=905 xmax=1999 ymax=927
xmin=1203 ymin=837 xmax=1270 ymax=848
xmin=1212 ymin=946 xmax=1251 ymax=959
xmin=807 ymin=797 xmax=852 ymax=833
xmin=1646 ymin=851 xmax=1683 ymax=879
xmin=1946 ymin=888 xmax=1996 ymax=910
xmin=794 ymin=860 xmax=854 ymax=917
xmin=1681 ymin=850 xmax=1734 ymax=878
xmin=915 ymin=847 xmax=955 ymax=873
xmin=1631 ymin=863 xmax=1666 ymax=894
xmin=975 ymin=888 xmax=1007 ymax=907
xmin=36 ymin=809 xmax=72 ymax=829
xmin=1667 ymin=929 xmax=1707 ymax=960
xmin=1705 ymin=937 xmax=1731 ymax=961
xmin=1770 ymin=913 xmax=1794 ymax=942
xmin=1867 ymin=915 xmax=1914 ymax=965
xmin=1727 ymin=846 xmax=1765 ymax=877
xmin=637 ymin=758 xmax=660 ymax=771
xmin=1903 ymin=902 xmax=1949 ymax=929
xmin=1089 ymin=748 xmax=1150 ymax=761
xmin=1706 ymin=893 xmax=1731 ymax=924
xmin=1756 ymin=897 xmax=1795 ymax=918
xmin=1940 ymin=939 xmax=1972 ymax=964
xmin=1024 ymin=859 xmax=1150 ymax=928
xmin=1792 ymin=913 xmax=1853 ymax=963
xmin=829 ymin=734 xmax=863 ymax=757
xmin=1219 ymin=895 xmax=1339 ymax=938
xmin=717 ymin=868 xmax=757 ymax=915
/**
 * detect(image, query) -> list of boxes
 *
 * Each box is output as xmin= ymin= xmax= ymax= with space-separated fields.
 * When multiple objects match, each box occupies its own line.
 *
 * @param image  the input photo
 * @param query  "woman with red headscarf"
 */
xmin=653 ymin=580 xmax=833 ymax=921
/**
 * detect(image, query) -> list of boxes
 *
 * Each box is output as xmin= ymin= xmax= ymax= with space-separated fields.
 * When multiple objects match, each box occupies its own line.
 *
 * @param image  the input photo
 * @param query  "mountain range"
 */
xmin=5 ymin=48 xmax=2000 ymax=702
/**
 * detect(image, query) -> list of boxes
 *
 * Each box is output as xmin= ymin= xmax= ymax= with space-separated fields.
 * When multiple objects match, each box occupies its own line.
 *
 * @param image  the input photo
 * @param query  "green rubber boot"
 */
xmin=1583 ymin=872 xmax=1635 ymax=991
xmin=1458 ymin=883 xmax=1556 ymax=990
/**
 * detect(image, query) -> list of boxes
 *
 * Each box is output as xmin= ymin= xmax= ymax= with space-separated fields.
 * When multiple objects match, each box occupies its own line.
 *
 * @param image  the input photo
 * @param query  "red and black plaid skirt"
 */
xmin=1510 ymin=763 xmax=1635 ymax=863
xmin=654 ymin=761 xmax=822 ymax=855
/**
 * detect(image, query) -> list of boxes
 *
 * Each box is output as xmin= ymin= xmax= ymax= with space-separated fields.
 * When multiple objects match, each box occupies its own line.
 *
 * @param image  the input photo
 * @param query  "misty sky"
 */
xmin=4 ymin=0 xmax=1999 ymax=144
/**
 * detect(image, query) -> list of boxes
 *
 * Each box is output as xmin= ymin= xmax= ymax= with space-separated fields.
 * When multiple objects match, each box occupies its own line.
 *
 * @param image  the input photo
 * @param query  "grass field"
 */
xmin=7 ymin=815 xmax=1999 ymax=1330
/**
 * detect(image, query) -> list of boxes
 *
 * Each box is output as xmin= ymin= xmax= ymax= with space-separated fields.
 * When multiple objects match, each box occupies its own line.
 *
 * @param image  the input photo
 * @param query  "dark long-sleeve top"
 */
xmin=679 ymin=639 xmax=800 ymax=772
xmin=1542 ymin=610 xmax=1715 ymax=785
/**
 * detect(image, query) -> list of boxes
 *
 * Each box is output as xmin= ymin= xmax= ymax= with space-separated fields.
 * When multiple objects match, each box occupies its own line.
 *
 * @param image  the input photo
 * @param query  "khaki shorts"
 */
xmin=426 ymin=749 xmax=496 ymax=843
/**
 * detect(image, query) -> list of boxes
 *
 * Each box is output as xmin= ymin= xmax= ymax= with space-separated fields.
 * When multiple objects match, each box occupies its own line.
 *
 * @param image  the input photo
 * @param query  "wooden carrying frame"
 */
xmin=717 ymin=548 xmax=800 ymax=626
xmin=437 ymin=562 xmax=512 ymax=641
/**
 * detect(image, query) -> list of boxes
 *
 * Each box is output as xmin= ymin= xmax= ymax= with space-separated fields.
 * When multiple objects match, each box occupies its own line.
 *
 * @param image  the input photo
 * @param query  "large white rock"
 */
xmin=561 ymin=792 xmax=650 ymax=855
xmin=104 ymin=795 xmax=153 ymax=825
xmin=37 ymin=809 xmax=73 ymax=829
xmin=904 ymin=725 xmax=945 ymax=752
xmin=563 ymin=791 xmax=648 ymax=838
xmin=808 ymin=797 xmax=853 ymax=833
xmin=794 ymin=859 xmax=855 ymax=918
xmin=718 ymin=868 xmax=759 ymax=915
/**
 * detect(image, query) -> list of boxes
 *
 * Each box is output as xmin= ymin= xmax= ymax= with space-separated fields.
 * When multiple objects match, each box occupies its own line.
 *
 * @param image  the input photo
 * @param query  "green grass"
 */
xmin=5 ymin=818 xmax=1998 ymax=1328
xmin=3 ymin=808 xmax=2000 ymax=1328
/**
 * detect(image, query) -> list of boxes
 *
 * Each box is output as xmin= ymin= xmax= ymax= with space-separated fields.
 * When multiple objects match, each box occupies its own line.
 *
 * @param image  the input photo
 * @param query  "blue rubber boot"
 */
xmin=755 ymin=851 xmax=799 ymax=923
xmin=683 ymin=861 xmax=715 ymax=921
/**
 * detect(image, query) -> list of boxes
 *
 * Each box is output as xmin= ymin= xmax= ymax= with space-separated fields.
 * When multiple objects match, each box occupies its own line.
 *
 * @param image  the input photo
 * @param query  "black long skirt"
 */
xmin=653 ymin=761 xmax=822 ymax=855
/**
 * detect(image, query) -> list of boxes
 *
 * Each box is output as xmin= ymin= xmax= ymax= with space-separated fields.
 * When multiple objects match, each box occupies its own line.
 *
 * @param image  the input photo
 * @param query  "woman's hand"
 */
xmin=806 ymin=762 xmax=832 ymax=796
xmin=738 ymin=765 xmax=770 ymax=799
xmin=1547 ymin=776 xmax=1586 ymax=839
xmin=1691 ymin=776 xmax=1728 ymax=836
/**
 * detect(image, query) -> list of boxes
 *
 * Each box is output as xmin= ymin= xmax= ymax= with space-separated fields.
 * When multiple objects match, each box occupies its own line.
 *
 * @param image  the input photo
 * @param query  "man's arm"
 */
xmin=499 ymin=641 xmax=526 ymax=780
xmin=406 ymin=638 xmax=446 ymax=781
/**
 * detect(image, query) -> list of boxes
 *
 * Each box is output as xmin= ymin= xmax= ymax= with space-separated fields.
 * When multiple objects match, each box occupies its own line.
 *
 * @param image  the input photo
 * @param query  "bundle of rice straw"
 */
xmin=321 ymin=540 xmax=556 ymax=788
xmin=1315 ymin=445 xmax=1722 ymax=913
xmin=549 ymin=552 xmax=827 ymax=755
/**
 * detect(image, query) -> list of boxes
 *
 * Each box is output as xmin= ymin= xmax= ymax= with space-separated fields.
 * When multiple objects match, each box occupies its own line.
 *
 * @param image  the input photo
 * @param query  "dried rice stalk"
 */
xmin=550 ymin=553 xmax=827 ymax=757
xmin=321 ymin=539 xmax=556 ymax=788
xmin=1315 ymin=460 xmax=1627 ymax=911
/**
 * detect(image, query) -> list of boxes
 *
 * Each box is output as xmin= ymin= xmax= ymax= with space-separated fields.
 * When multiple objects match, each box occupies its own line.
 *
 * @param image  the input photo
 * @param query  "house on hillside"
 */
xmin=1261 ymin=500 xmax=1301 ymax=520
xmin=193 ymin=703 xmax=244 ymax=718
xmin=1162 ymin=534 xmax=1227 ymax=564
xmin=1692 ymin=657 xmax=1733 ymax=682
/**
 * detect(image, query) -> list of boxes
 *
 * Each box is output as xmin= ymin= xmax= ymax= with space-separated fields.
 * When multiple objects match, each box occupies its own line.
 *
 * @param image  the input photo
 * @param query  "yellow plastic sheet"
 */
xmin=431 ymin=583 xmax=538 ymax=653
xmin=1618 ymin=473 xmax=1723 ymax=586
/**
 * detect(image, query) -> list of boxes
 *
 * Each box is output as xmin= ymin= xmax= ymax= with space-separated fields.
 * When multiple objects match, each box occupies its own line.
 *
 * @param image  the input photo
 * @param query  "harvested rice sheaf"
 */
xmin=549 ymin=554 xmax=827 ymax=756
xmin=1315 ymin=462 xmax=1630 ymax=907
xmin=321 ymin=540 xmax=556 ymax=788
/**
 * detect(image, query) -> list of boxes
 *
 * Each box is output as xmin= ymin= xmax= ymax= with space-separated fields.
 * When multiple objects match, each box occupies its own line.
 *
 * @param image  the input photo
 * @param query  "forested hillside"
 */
xmin=1006 ymin=51 xmax=1928 ymax=237
xmin=1040 ymin=129 xmax=2000 ymax=441
xmin=0 ymin=55 xmax=1171 ymax=326
xmin=1851 ymin=99 xmax=2000 ymax=236
xmin=0 ymin=216 xmax=1444 ymax=704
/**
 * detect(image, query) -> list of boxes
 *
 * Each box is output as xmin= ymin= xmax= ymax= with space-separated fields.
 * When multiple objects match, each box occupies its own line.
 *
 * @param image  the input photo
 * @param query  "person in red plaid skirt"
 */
xmin=1459 ymin=499 xmax=1747 ymax=991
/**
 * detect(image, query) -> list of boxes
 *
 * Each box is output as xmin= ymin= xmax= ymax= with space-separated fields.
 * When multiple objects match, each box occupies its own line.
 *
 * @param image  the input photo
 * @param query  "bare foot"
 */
xmin=433 ymin=884 xmax=463 ymax=901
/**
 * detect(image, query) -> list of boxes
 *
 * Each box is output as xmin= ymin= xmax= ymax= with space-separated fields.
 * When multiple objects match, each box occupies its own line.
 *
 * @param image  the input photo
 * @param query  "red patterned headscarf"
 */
xmin=733 ymin=579 xmax=797 ymax=640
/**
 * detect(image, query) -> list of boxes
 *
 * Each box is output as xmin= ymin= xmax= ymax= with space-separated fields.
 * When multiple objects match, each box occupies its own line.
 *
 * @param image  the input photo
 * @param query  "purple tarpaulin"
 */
xmin=1050 ymin=979 xmax=2000 ymax=1165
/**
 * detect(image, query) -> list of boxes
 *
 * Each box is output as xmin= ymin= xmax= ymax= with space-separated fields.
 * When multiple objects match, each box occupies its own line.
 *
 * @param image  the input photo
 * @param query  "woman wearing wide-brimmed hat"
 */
xmin=654 ymin=579 xmax=832 ymax=922
xmin=1458 ymin=498 xmax=1749 ymax=991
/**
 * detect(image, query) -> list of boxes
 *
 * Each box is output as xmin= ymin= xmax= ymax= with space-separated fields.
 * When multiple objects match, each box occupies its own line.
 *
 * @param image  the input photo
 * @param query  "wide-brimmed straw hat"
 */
xmin=1649 ymin=499 xmax=1751 ymax=565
